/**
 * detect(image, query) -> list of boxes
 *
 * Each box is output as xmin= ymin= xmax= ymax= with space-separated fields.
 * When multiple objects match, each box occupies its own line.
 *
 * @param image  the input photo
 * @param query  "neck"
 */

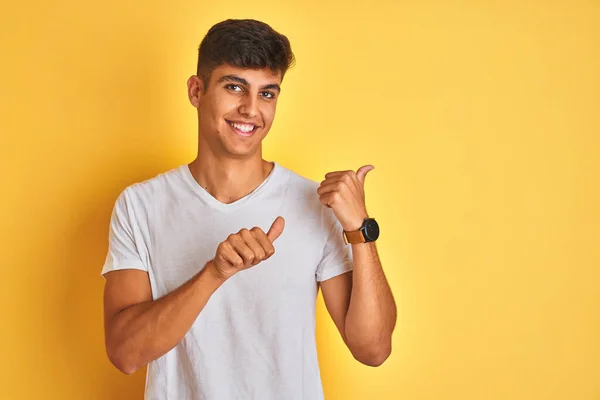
xmin=187 ymin=152 xmax=273 ymax=205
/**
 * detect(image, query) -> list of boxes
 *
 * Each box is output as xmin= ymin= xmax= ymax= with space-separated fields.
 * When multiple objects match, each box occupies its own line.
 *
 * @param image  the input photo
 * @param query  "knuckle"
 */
xmin=244 ymin=250 xmax=255 ymax=262
xmin=233 ymin=258 xmax=244 ymax=267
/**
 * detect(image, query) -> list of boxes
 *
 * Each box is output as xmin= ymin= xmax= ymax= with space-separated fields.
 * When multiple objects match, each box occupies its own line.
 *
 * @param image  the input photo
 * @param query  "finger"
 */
xmin=317 ymin=181 xmax=346 ymax=196
xmin=319 ymin=192 xmax=339 ymax=208
xmin=322 ymin=173 xmax=357 ymax=187
xmin=250 ymin=227 xmax=276 ymax=260
xmin=356 ymin=165 xmax=374 ymax=184
xmin=325 ymin=170 xmax=353 ymax=179
xmin=219 ymin=241 xmax=243 ymax=268
xmin=266 ymin=216 xmax=285 ymax=242
xmin=230 ymin=234 xmax=256 ymax=267
xmin=240 ymin=229 xmax=266 ymax=265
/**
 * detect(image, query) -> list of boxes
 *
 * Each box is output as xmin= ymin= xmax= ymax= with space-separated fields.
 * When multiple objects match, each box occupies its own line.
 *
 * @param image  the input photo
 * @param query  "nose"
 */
xmin=238 ymin=93 xmax=258 ymax=119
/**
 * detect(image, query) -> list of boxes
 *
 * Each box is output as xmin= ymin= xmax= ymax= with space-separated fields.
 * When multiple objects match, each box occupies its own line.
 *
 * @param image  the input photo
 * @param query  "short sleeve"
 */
xmin=101 ymin=187 xmax=148 ymax=277
xmin=315 ymin=207 xmax=354 ymax=282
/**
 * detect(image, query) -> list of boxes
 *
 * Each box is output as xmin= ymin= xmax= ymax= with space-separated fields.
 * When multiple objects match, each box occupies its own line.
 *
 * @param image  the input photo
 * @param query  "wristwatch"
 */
xmin=343 ymin=218 xmax=380 ymax=245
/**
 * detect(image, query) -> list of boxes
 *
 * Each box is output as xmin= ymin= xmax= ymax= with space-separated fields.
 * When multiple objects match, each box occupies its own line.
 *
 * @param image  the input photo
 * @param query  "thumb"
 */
xmin=266 ymin=216 xmax=285 ymax=242
xmin=356 ymin=165 xmax=374 ymax=185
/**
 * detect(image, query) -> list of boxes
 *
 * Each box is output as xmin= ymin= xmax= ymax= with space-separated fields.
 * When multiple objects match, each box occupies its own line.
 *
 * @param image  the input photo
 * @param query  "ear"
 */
xmin=187 ymin=75 xmax=204 ymax=108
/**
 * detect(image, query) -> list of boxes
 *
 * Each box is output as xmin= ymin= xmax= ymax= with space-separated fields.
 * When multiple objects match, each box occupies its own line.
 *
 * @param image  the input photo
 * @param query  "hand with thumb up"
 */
xmin=208 ymin=216 xmax=285 ymax=281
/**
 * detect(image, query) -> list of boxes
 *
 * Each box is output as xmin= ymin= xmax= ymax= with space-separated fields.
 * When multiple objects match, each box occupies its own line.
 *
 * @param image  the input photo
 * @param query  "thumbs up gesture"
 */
xmin=317 ymin=165 xmax=374 ymax=232
xmin=209 ymin=217 xmax=285 ymax=280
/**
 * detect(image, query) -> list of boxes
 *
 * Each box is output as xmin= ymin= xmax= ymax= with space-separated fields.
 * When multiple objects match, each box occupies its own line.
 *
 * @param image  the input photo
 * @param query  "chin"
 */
xmin=224 ymin=142 xmax=259 ymax=158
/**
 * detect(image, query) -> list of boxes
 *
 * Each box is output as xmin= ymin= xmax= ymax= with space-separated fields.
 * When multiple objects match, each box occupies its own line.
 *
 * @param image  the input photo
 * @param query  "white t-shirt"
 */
xmin=101 ymin=161 xmax=354 ymax=400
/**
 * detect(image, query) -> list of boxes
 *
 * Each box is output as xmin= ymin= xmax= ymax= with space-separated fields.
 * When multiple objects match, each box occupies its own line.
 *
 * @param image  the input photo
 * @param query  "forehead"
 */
xmin=211 ymin=64 xmax=282 ymax=85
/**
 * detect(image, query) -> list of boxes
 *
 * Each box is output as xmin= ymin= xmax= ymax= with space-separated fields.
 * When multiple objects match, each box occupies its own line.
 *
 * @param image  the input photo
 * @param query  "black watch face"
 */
xmin=364 ymin=219 xmax=380 ymax=241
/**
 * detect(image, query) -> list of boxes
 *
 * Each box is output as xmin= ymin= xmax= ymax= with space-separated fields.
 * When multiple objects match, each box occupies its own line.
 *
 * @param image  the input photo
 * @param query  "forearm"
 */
xmin=106 ymin=261 xmax=225 ymax=374
xmin=344 ymin=242 xmax=396 ymax=362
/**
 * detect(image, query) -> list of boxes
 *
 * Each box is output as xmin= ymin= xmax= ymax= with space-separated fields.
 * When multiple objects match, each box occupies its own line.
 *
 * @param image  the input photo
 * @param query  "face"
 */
xmin=187 ymin=65 xmax=282 ymax=159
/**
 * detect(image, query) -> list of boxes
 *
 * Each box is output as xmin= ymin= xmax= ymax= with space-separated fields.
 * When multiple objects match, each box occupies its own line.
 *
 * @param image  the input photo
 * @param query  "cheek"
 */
xmin=211 ymin=96 xmax=237 ymax=117
xmin=224 ymin=103 xmax=240 ymax=118
xmin=262 ymin=105 xmax=277 ymax=126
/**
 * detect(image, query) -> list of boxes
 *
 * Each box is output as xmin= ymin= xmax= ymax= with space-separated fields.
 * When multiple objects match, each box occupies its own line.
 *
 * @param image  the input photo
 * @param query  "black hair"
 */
xmin=196 ymin=19 xmax=295 ymax=89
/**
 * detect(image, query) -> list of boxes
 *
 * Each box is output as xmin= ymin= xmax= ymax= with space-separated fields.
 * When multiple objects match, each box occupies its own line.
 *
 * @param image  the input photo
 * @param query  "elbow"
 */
xmin=106 ymin=342 xmax=140 ymax=375
xmin=115 ymin=362 xmax=138 ymax=376
xmin=358 ymin=347 xmax=391 ymax=367
xmin=351 ymin=341 xmax=392 ymax=367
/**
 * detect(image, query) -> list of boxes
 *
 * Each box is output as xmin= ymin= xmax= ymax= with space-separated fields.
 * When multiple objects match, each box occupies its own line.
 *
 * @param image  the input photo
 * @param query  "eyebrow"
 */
xmin=217 ymin=74 xmax=281 ymax=93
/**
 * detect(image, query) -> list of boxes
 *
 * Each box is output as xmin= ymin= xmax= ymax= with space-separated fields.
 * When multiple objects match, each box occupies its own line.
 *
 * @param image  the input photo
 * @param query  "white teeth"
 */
xmin=231 ymin=122 xmax=255 ymax=133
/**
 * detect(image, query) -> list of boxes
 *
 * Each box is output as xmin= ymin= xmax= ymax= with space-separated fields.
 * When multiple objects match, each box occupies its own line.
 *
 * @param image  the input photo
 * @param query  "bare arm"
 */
xmin=103 ymin=217 xmax=285 ymax=375
xmin=316 ymin=165 xmax=397 ymax=367
xmin=321 ymin=242 xmax=396 ymax=367
xmin=103 ymin=262 xmax=224 ymax=375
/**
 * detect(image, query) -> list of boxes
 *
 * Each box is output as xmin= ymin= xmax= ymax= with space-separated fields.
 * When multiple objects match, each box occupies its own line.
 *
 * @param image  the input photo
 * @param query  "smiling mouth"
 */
xmin=225 ymin=120 xmax=259 ymax=136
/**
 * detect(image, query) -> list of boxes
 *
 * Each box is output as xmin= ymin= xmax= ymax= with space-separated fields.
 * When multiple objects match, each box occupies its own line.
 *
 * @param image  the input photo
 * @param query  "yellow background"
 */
xmin=1 ymin=0 xmax=599 ymax=399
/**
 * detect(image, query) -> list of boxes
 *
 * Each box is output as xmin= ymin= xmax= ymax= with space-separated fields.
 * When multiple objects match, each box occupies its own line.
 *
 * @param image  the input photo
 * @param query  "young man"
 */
xmin=102 ymin=19 xmax=396 ymax=400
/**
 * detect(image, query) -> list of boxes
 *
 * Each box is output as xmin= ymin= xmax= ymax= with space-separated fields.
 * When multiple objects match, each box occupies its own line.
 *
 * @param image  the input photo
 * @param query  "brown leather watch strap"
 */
xmin=343 ymin=229 xmax=365 ymax=245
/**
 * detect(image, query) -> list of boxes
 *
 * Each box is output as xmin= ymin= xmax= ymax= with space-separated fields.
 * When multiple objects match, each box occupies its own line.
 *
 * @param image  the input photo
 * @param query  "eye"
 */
xmin=226 ymin=84 xmax=243 ymax=92
xmin=261 ymin=91 xmax=276 ymax=99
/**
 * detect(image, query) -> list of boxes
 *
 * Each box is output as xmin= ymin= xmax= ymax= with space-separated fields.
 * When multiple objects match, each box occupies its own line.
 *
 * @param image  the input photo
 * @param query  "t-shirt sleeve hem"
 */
xmin=316 ymin=261 xmax=353 ymax=282
xmin=101 ymin=262 xmax=148 ymax=278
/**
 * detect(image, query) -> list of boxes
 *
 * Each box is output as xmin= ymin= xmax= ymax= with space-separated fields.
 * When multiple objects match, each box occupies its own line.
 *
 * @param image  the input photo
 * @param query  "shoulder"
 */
xmin=275 ymin=162 xmax=320 ymax=193
xmin=113 ymin=165 xmax=185 ymax=210
xmin=274 ymin=163 xmax=324 ymax=210
xmin=274 ymin=162 xmax=334 ymax=224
